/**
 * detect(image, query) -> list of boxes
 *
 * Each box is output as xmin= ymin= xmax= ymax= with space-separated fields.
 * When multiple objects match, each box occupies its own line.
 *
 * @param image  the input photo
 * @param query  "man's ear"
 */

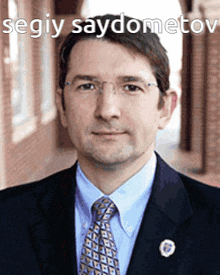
xmin=56 ymin=88 xmax=68 ymax=128
xmin=158 ymin=89 xmax=178 ymax=130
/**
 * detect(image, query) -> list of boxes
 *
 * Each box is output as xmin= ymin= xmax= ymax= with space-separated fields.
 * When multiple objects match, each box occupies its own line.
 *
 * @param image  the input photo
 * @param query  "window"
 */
xmin=8 ymin=0 xmax=37 ymax=143
xmin=40 ymin=5 xmax=57 ymax=124
xmin=9 ymin=0 xmax=26 ymax=125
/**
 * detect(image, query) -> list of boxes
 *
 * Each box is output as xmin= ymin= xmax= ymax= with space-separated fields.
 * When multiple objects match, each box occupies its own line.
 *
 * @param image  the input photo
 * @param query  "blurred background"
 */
xmin=0 ymin=0 xmax=220 ymax=190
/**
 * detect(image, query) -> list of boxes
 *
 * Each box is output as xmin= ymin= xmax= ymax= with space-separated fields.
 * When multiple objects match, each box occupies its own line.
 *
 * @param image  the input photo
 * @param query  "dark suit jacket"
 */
xmin=1 ymin=154 xmax=220 ymax=275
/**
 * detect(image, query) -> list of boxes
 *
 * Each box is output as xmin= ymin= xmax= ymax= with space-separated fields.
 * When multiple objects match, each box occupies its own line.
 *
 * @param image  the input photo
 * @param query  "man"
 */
xmin=1 ymin=14 xmax=220 ymax=275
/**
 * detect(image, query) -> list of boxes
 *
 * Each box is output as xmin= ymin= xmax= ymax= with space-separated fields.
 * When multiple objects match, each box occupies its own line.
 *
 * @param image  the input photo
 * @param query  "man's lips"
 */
xmin=93 ymin=132 xmax=125 ymax=135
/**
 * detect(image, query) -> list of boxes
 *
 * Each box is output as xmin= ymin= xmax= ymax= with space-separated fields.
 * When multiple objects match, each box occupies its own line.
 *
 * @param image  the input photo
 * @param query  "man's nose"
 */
xmin=94 ymin=82 xmax=121 ymax=121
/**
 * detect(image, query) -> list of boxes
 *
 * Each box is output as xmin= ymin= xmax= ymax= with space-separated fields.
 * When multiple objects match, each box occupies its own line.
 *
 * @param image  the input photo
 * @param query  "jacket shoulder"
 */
xmin=0 ymin=164 xmax=77 ymax=207
xmin=178 ymin=172 xmax=220 ymax=212
xmin=156 ymin=153 xmax=220 ymax=213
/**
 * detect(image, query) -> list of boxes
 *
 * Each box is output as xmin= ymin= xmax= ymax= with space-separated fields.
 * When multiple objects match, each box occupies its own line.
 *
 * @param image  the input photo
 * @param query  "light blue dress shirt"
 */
xmin=75 ymin=152 xmax=157 ymax=275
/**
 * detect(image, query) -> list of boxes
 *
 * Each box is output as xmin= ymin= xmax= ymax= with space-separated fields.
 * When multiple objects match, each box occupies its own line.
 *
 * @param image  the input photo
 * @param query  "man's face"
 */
xmin=57 ymin=39 xmax=172 ymax=168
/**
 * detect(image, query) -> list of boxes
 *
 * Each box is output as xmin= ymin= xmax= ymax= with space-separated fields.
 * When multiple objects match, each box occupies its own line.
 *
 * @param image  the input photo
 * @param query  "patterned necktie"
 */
xmin=79 ymin=197 xmax=120 ymax=275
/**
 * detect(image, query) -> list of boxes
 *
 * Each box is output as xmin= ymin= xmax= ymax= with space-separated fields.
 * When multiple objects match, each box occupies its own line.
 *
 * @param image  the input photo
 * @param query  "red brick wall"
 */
xmin=2 ymin=0 xmax=59 ymax=188
xmin=203 ymin=27 xmax=220 ymax=173
xmin=181 ymin=7 xmax=220 ymax=175
xmin=180 ymin=29 xmax=192 ymax=151
xmin=191 ymin=31 xmax=205 ymax=155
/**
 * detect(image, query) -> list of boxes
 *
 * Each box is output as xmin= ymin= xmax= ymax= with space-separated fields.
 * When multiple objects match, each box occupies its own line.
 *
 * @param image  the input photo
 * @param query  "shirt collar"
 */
xmin=109 ymin=153 xmax=156 ymax=237
xmin=76 ymin=165 xmax=103 ymax=222
xmin=76 ymin=153 xmax=157 ymax=237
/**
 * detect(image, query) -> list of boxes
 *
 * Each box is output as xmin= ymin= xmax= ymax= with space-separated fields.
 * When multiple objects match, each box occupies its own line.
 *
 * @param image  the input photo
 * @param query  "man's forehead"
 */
xmin=69 ymin=37 xmax=138 ymax=58
xmin=67 ymin=38 xmax=155 ymax=79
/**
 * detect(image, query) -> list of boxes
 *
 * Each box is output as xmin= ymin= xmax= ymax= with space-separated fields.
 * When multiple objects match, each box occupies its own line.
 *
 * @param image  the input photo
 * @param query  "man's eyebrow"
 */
xmin=118 ymin=76 xmax=148 ymax=83
xmin=71 ymin=74 xmax=98 ymax=83
xmin=69 ymin=75 xmax=156 ymax=87
xmin=118 ymin=76 xmax=158 ymax=90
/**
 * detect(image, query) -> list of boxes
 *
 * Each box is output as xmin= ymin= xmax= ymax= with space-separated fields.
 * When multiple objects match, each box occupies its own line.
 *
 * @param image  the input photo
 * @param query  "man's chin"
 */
xmin=83 ymin=148 xmax=137 ymax=170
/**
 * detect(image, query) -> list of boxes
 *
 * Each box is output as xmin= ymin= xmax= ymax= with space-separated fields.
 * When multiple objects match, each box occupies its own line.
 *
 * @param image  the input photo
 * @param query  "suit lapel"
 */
xmin=126 ymin=154 xmax=193 ymax=275
xmin=28 ymin=155 xmax=194 ymax=274
xmin=28 ymin=164 xmax=78 ymax=275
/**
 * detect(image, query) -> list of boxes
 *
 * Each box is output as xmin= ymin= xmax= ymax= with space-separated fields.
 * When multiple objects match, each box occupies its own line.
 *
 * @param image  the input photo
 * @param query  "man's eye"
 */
xmin=78 ymin=83 xmax=95 ymax=90
xmin=124 ymin=84 xmax=141 ymax=92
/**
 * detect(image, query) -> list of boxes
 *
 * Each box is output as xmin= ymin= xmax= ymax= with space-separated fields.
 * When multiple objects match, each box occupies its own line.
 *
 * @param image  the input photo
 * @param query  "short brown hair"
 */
xmin=59 ymin=14 xmax=170 ymax=109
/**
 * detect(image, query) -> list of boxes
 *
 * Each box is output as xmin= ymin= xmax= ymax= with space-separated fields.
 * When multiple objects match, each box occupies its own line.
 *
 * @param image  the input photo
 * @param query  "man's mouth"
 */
xmin=93 ymin=132 xmax=125 ymax=135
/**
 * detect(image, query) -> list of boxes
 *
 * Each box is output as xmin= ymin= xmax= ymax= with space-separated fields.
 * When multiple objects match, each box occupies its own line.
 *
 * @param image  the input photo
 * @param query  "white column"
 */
xmin=0 ymin=1 xmax=6 ymax=189
xmin=201 ymin=0 xmax=220 ymax=20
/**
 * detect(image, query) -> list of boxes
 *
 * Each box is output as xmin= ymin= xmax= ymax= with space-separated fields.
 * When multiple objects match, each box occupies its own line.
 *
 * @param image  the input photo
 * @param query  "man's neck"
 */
xmin=77 ymin=150 xmax=154 ymax=195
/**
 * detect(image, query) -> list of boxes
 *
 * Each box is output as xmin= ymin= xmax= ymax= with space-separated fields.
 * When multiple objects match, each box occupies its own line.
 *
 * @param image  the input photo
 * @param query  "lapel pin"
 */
xmin=159 ymin=239 xmax=176 ymax=258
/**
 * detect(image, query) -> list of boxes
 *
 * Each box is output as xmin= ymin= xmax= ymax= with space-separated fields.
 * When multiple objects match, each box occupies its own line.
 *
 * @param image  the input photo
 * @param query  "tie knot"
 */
xmin=93 ymin=197 xmax=117 ymax=222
